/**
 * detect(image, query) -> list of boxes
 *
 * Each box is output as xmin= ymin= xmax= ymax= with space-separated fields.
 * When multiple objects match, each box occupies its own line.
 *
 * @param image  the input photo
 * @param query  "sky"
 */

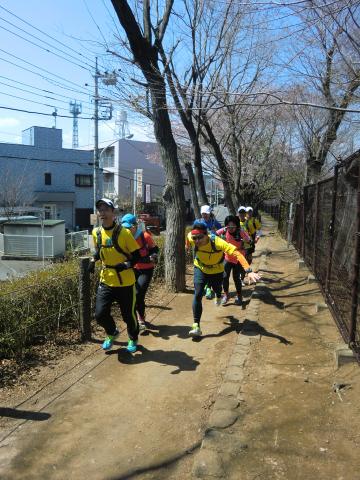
xmin=0 ymin=0 xmax=154 ymax=150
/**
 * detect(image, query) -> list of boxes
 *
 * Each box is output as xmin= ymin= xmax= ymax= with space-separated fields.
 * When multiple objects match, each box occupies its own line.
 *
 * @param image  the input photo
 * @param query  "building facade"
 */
xmin=0 ymin=126 xmax=93 ymax=231
xmin=100 ymin=139 xmax=165 ymax=203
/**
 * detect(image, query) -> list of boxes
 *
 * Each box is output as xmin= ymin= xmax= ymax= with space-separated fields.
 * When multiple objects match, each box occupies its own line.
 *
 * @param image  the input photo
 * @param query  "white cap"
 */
xmin=201 ymin=205 xmax=212 ymax=214
xmin=245 ymin=206 xmax=253 ymax=212
xmin=237 ymin=205 xmax=246 ymax=212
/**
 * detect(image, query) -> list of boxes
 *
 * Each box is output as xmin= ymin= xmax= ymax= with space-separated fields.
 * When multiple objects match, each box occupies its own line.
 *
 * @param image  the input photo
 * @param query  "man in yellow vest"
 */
xmin=246 ymin=206 xmax=262 ymax=246
xmin=88 ymin=198 xmax=141 ymax=353
xmin=186 ymin=220 xmax=260 ymax=337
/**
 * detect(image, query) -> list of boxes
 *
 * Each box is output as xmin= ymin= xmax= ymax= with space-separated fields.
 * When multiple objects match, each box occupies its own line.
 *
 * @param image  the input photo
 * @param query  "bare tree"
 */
xmin=288 ymin=1 xmax=360 ymax=183
xmin=110 ymin=0 xmax=186 ymax=291
xmin=0 ymin=168 xmax=35 ymax=218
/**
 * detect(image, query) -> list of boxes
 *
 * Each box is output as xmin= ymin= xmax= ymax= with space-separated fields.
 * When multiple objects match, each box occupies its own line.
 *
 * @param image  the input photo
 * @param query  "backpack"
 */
xmin=95 ymin=223 xmax=131 ymax=262
xmin=194 ymin=233 xmax=224 ymax=268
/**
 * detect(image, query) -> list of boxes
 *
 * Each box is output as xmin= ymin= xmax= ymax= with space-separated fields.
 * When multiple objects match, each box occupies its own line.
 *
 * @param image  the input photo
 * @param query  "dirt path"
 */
xmin=224 ymin=218 xmax=360 ymax=480
xmin=0 ymin=269 xmax=256 ymax=479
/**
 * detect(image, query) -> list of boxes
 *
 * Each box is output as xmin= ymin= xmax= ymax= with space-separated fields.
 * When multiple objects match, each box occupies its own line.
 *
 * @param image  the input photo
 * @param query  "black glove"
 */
xmin=115 ymin=261 xmax=131 ymax=272
xmin=87 ymin=260 xmax=96 ymax=274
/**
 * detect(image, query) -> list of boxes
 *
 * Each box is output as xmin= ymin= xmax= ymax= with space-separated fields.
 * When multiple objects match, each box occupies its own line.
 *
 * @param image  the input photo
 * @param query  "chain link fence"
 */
xmin=267 ymin=160 xmax=360 ymax=360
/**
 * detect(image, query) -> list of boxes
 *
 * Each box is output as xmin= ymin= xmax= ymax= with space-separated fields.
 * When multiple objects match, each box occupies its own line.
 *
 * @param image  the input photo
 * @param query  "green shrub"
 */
xmin=0 ymin=260 xmax=85 ymax=359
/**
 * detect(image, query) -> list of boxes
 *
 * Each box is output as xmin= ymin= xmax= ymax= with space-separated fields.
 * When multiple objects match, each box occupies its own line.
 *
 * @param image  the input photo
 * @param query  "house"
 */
xmin=100 ymin=139 xmax=165 ymax=202
xmin=0 ymin=126 xmax=93 ymax=231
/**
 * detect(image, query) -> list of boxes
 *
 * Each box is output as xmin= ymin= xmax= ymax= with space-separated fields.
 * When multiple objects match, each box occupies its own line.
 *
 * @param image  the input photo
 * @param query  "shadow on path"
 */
xmin=204 ymin=316 xmax=293 ymax=345
xmin=110 ymin=440 xmax=201 ymax=480
xmin=107 ymin=345 xmax=200 ymax=375
xmin=0 ymin=407 xmax=51 ymax=421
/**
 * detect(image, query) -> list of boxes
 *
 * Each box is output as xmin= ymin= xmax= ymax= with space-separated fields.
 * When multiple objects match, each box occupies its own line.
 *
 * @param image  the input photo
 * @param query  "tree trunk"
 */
xmin=202 ymin=121 xmax=236 ymax=214
xmin=111 ymin=0 xmax=186 ymax=291
xmin=306 ymin=160 xmax=322 ymax=185
xmin=184 ymin=162 xmax=201 ymax=219
xmin=192 ymin=139 xmax=208 ymax=205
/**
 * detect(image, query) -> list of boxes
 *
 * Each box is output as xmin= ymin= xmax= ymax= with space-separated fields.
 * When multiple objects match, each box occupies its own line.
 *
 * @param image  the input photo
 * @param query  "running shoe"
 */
xmin=189 ymin=323 xmax=202 ymax=337
xmin=102 ymin=329 xmax=120 ymax=350
xmin=138 ymin=320 xmax=146 ymax=331
xmin=126 ymin=339 xmax=138 ymax=353
xmin=214 ymin=297 xmax=222 ymax=306
xmin=221 ymin=294 xmax=229 ymax=306
xmin=234 ymin=296 xmax=242 ymax=306
xmin=205 ymin=287 xmax=213 ymax=299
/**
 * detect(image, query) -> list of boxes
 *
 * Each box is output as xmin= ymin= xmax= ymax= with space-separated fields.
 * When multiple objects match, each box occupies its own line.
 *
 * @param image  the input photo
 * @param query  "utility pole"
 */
xmin=92 ymin=59 xmax=115 ymax=214
xmin=93 ymin=57 xmax=99 ymax=214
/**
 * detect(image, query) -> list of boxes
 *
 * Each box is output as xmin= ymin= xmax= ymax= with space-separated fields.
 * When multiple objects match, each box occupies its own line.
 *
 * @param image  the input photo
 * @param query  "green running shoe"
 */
xmin=126 ymin=339 xmax=138 ymax=353
xmin=102 ymin=329 xmax=119 ymax=350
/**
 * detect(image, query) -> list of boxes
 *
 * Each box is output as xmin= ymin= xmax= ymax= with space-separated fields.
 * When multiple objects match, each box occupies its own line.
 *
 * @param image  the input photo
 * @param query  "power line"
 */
xmin=0 ymin=17 xmax=92 ymax=72
xmin=0 ymin=75 xmax=93 ymax=109
xmin=0 ymin=104 xmax=93 ymax=120
xmin=0 ymin=54 xmax=91 ymax=98
xmin=0 ymin=4 xmax=95 ymax=67
xmin=0 ymin=47 xmax=90 ymax=93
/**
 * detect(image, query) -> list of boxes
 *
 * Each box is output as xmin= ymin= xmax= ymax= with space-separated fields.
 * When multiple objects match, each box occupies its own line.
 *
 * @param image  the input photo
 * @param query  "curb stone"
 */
xmin=191 ymin=249 xmax=269 ymax=479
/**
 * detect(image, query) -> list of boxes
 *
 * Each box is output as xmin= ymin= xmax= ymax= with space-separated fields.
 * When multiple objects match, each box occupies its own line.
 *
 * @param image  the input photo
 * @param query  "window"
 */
xmin=44 ymin=204 xmax=57 ymax=220
xmin=75 ymin=174 xmax=93 ymax=187
xmin=44 ymin=173 xmax=51 ymax=185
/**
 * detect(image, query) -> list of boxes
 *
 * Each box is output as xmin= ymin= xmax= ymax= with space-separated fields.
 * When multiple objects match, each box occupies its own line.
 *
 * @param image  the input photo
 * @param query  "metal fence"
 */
xmin=273 ymin=162 xmax=360 ymax=360
xmin=0 ymin=233 xmax=54 ymax=257
xmin=65 ymin=230 xmax=89 ymax=253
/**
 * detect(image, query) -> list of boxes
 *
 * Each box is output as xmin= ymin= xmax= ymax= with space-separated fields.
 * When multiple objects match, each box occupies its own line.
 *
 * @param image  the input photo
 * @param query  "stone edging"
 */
xmin=192 ymin=251 xmax=269 ymax=479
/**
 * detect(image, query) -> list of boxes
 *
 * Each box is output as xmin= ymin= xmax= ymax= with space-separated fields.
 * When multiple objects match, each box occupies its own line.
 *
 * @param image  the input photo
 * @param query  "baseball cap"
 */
xmin=200 ymin=205 xmax=212 ymax=214
xmin=245 ymin=206 xmax=253 ymax=212
xmin=237 ymin=205 xmax=246 ymax=212
xmin=121 ymin=213 xmax=137 ymax=228
xmin=192 ymin=220 xmax=208 ymax=232
xmin=96 ymin=198 xmax=115 ymax=210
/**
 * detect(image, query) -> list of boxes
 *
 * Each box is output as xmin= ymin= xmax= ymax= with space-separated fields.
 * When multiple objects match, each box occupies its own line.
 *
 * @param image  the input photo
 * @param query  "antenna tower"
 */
xmin=69 ymin=100 xmax=82 ymax=148
xmin=115 ymin=110 xmax=132 ymax=139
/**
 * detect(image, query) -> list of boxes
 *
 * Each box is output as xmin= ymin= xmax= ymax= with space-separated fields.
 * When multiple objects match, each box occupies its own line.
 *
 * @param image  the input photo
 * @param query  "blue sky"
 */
xmin=0 ymin=0 xmax=154 ymax=149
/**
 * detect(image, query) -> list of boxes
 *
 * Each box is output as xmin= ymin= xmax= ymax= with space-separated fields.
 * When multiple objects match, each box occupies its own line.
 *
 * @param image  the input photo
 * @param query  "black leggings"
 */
xmin=193 ymin=267 xmax=223 ymax=324
xmin=223 ymin=261 xmax=244 ymax=295
xmin=95 ymin=283 xmax=138 ymax=340
xmin=135 ymin=268 xmax=154 ymax=318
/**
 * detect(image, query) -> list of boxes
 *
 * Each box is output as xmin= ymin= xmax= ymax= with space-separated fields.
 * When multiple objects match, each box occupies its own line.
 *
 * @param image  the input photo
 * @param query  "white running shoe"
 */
xmin=189 ymin=323 xmax=202 ymax=337
xmin=214 ymin=297 xmax=221 ymax=306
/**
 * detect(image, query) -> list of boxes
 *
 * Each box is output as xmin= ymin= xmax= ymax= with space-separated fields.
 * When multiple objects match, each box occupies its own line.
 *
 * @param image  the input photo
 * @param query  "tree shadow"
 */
xmin=110 ymin=440 xmax=201 ymax=480
xmin=0 ymin=407 xmax=51 ymax=421
xmin=146 ymin=304 xmax=172 ymax=311
xmin=259 ymin=269 xmax=284 ymax=274
xmin=107 ymin=345 xmax=200 ymax=374
xmin=252 ymin=285 xmax=285 ymax=309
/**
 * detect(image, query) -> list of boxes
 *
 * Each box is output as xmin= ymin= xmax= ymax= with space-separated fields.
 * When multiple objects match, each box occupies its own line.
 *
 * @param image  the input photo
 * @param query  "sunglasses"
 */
xmin=191 ymin=234 xmax=205 ymax=241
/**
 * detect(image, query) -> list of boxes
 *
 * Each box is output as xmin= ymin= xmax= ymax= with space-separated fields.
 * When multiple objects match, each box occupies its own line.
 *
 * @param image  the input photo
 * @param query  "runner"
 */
xmin=237 ymin=206 xmax=254 ymax=267
xmin=216 ymin=215 xmax=252 ymax=306
xmin=187 ymin=220 xmax=260 ymax=337
xmin=198 ymin=205 xmax=222 ymax=299
xmin=88 ymin=198 xmax=141 ymax=353
xmin=246 ymin=206 xmax=262 ymax=248
xmin=121 ymin=213 xmax=159 ymax=332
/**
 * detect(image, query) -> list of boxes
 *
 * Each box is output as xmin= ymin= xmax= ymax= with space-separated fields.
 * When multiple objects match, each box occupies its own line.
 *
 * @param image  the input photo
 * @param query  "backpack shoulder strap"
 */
xmin=96 ymin=227 xmax=102 ymax=249
xmin=112 ymin=224 xmax=131 ymax=260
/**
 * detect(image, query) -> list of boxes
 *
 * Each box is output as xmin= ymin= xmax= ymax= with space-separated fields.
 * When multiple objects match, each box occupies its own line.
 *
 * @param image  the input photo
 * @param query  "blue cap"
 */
xmin=121 ymin=213 xmax=137 ymax=229
xmin=192 ymin=220 xmax=208 ymax=231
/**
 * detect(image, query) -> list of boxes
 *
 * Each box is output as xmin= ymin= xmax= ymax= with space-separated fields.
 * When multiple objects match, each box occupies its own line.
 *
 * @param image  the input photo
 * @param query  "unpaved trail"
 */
xmin=0 ymin=271 xmax=255 ymax=480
